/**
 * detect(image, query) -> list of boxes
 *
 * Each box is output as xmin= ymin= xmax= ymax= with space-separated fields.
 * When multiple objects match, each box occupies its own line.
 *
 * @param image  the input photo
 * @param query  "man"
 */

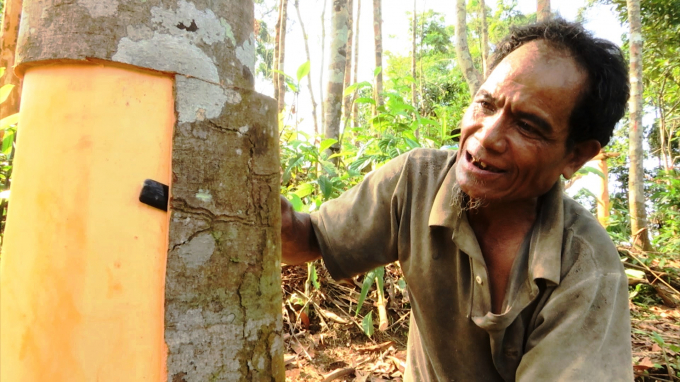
xmin=281 ymin=19 xmax=633 ymax=381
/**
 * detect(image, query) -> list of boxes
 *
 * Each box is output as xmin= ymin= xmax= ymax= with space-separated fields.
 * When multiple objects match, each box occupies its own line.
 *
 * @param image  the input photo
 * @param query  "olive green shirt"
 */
xmin=310 ymin=149 xmax=633 ymax=381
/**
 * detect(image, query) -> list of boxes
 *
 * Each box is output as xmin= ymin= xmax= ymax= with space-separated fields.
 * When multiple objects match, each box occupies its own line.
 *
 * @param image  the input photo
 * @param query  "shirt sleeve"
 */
xmin=516 ymin=254 xmax=633 ymax=381
xmin=310 ymin=152 xmax=410 ymax=280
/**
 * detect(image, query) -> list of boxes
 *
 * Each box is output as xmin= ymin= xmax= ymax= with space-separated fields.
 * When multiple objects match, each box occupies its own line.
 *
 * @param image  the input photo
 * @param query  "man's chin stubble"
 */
xmin=451 ymin=182 xmax=487 ymax=213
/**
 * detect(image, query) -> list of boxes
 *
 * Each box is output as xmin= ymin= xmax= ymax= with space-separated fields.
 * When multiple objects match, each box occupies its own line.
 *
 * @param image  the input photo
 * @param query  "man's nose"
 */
xmin=474 ymin=115 xmax=507 ymax=153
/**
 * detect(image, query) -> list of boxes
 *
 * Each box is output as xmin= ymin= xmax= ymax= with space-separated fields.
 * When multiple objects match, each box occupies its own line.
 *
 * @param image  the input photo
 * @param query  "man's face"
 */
xmin=455 ymin=40 xmax=592 ymax=203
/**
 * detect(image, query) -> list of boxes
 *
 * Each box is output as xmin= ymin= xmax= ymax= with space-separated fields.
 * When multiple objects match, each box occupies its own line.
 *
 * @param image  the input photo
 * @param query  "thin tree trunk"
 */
xmin=320 ymin=0 xmax=328 ymax=131
xmin=373 ymin=0 xmax=384 ymax=111
xmin=455 ymin=0 xmax=483 ymax=97
xmin=324 ymin=0 xmax=350 ymax=162
xmin=342 ymin=0 xmax=354 ymax=126
xmin=480 ymin=0 xmax=490 ymax=78
xmin=294 ymin=0 xmax=320 ymax=135
xmin=274 ymin=0 xmax=283 ymax=102
xmin=537 ymin=0 xmax=551 ymax=22
xmin=276 ymin=0 xmax=290 ymax=119
xmin=627 ymin=0 xmax=652 ymax=251
xmin=411 ymin=0 xmax=417 ymax=107
xmin=0 ymin=0 xmax=23 ymax=123
xmin=352 ymin=0 xmax=361 ymax=127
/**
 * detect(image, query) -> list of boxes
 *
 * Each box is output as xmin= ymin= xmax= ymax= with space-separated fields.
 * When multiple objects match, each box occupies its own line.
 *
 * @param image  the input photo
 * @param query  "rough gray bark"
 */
xmin=373 ymin=0 xmax=383 ymax=110
xmin=294 ymin=0 xmax=320 ymax=135
xmin=626 ymin=0 xmax=652 ymax=251
xmin=537 ymin=0 xmax=551 ymax=22
xmin=454 ymin=0 xmax=482 ymax=97
xmin=324 ymin=0 xmax=349 ymax=159
xmin=0 ymin=0 xmax=22 ymax=122
xmin=15 ymin=1 xmax=284 ymax=380
xmin=342 ymin=0 xmax=354 ymax=126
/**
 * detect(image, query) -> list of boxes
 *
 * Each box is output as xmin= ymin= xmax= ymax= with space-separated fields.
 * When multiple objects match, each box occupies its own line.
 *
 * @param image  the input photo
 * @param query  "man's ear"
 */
xmin=562 ymin=139 xmax=602 ymax=179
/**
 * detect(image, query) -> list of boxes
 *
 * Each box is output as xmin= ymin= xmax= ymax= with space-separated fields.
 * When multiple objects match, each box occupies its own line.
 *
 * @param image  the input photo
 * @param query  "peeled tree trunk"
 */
xmin=537 ymin=0 xmax=551 ymax=22
xmin=454 ymin=0 xmax=483 ymax=97
xmin=0 ymin=0 xmax=22 ymax=121
xmin=627 ymin=0 xmax=652 ymax=251
xmin=3 ymin=0 xmax=284 ymax=380
xmin=324 ymin=0 xmax=350 ymax=160
xmin=373 ymin=0 xmax=384 ymax=109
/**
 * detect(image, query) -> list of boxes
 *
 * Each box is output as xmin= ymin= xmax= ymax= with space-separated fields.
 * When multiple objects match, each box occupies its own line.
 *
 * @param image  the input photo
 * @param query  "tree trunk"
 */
xmin=342 ymin=0 xmax=354 ymax=126
xmin=274 ymin=0 xmax=283 ymax=103
xmin=352 ymin=0 xmax=361 ymax=127
xmin=276 ymin=0 xmax=289 ymax=120
xmin=627 ymin=0 xmax=653 ymax=251
xmin=295 ymin=0 xmax=320 ymax=135
xmin=537 ymin=0 xmax=551 ymax=22
xmin=455 ymin=0 xmax=483 ymax=97
xmin=594 ymin=151 xmax=620 ymax=228
xmin=320 ymin=0 xmax=328 ymax=131
xmin=3 ymin=0 xmax=284 ymax=380
xmin=411 ymin=0 xmax=417 ymax=107
xmin=324 ymin=0 xmax=350 ymax=161
xmin=373 ymin=0 xmax=384 ymax=110
xmin=0 ymin=0 xmax=22 ymax=122
xmin=480 ymin=0 xmax=490 ymax=78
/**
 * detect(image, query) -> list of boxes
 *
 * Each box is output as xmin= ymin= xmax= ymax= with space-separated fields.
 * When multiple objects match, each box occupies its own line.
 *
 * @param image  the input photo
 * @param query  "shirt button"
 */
xmin=475 ymin=276 xmax=483 ymax=285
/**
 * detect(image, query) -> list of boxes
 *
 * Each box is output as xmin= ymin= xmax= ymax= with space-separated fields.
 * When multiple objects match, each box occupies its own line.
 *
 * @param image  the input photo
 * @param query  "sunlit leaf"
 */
xmin=308 ymin=262 xmax=320 ymax=290
xmin=374 ymin=66 xmax=383 ymax=77
xmin=289 ymin=193 xmax=303 ymax=212
xmin=318 ymin=138 xmax=338 ymax=153
xmin=2 ymin=130 xmax=14 ymax=156
xmin=0 ymin=84 xmax=15 ymax=104
xmin=0 ymin=113 xmax=19 ymax=130
xmin=356 ymin=269 xmax=376 ymax=315
xmin=317 ymin=175 xmax=333 ymax=200
xmin=577 ymin=166 xmax=605 ymax=179
xmin=294 ymin=183 xmax=315 ymax=198
xmin=0 ymin=68 xmax=5 ymax=79
xmin=354 ymin=97 xmax=376 ymax=105
xmin=297 ymin=61 xmax=311 ymax=82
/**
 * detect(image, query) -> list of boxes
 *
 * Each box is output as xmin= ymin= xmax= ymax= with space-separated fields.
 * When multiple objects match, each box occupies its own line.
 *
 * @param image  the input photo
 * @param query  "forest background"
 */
xmin=0 ymin=0 xmax=679 ymax=380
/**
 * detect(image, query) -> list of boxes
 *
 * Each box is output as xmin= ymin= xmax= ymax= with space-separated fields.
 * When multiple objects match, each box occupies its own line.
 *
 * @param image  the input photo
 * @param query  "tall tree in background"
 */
xmin=480 ymin=0 xmax=490 ymax=77
xmin=0 ymin=0 xmax=22 ymax=122
xmin=455 ymin=0 xmax=483 ymax=96
xmin=320 ymin=0 xmax=328 ymax=129
xmin=412 ymin=0 xmax=418 ymax=106
xmin=352 ymin=0 xmax=362 ymax=127
xmin=342 ymin=0 xmax=354 ymax=124
xmin=627 ymin=0 xmax=653 ymax=250
xmin=274 ymin=0 xmax=289 ymax=119
xmin=373 ymin=0 xmax=384 ymax=110
xmin=324 ymin=0 xmax=350 ymax=160
xmin=537 ymin=0 xmax=551 ymax=21
xmin=295 ymin=0 xmax=320 ymax=134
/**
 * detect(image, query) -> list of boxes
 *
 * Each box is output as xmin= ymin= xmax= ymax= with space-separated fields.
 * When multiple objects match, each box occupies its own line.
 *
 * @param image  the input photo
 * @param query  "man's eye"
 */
xmin=477 ymin=100 xmax=494 ymax=112
xmin=518 ymin=121 xmax=536 ymax=133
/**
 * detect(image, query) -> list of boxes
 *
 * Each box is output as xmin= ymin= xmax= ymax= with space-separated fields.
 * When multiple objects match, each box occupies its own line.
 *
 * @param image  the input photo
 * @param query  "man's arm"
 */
xmin=280 ymin=195 xmax=322 ymax=265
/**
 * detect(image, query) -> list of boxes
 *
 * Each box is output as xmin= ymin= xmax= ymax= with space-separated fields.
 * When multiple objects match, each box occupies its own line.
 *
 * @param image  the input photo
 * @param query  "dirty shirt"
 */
xmin=310 ymin=149 xmax=633 ymax=381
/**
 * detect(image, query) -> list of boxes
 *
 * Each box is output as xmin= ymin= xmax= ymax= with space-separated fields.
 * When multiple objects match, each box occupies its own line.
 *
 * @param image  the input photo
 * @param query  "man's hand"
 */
xmin=281 ymin=195 xmax=322 ymax=265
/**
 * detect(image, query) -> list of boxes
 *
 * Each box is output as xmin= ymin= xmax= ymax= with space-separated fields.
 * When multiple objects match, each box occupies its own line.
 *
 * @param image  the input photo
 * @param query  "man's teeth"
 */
xmin=471 ymin=156 xmax=498 ymax=172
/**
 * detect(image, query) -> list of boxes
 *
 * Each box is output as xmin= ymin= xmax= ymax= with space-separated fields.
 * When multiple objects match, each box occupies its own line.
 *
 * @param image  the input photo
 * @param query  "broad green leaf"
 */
xmin=651 ymin=332 xmax=666 ymax=346
xmin=577 ymin=166 xmax=605 ymax=179
xmin=374 ymin=66 xmax=383 ymax=77
xmin=2 ymin=129 xmax=14 ymax=156
xmin=0 ymin=84 xmax=15 ymax=104
xmin=375 ymin=266 xmax=385 ymax=291
xmin=356 ymin=270 xmax=376 ymax=315
xmin=289 ymin=194 xmax=303 ymax=212
xmin=362 ymin=311 xmax=374 ymax=337
xmin=0 ymin=113 xmax=19 ymax=130
xmin=297 ymin=61 xmax=311 ymax=82
xmin=294 ymin=183 xmax=315 ymax=198
xmin=404 ymin=138 xmax=421 ymax=149
xmin=397 ymin=278 xmax=407 ymax=291
xmin=354 ymin=97 xmax=376 ymax=105
xmin=318 ymin=138 xmax=338 ymax=153
xmin=317 ymin=175 xmax=333 ymax=200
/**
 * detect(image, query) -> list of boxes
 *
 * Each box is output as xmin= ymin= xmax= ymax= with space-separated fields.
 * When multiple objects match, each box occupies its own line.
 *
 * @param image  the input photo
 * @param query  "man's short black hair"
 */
xmin=489 ymin=19 xmax=629 ymax=148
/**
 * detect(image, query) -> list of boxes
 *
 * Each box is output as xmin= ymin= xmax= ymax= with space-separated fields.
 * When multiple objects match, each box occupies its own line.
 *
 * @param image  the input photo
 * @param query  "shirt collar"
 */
xmin=428 ymin=162 xmax=565 ymax=286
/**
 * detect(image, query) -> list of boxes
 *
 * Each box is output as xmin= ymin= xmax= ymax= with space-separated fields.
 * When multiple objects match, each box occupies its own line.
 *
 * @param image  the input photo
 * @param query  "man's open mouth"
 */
xmin=467 ymin=152 xmax=504 ymax=173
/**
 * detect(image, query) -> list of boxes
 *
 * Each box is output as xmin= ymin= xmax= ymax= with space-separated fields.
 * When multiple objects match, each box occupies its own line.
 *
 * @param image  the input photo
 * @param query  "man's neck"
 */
xmin=466 ymin=197 xmax=539 ymax=238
